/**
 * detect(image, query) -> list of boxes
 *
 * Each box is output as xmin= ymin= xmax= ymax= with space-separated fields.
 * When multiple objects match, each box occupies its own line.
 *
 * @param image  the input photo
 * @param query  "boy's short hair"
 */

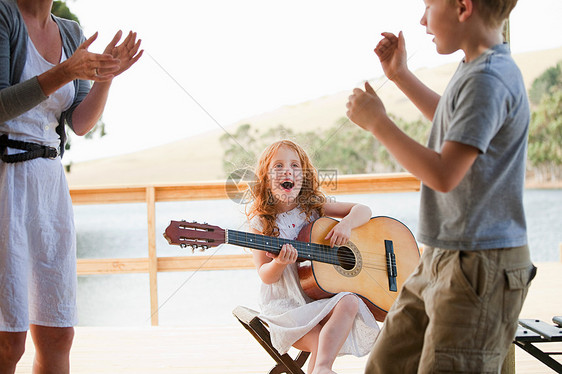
xmin=452 ymin=0 xmax=518 ymax=28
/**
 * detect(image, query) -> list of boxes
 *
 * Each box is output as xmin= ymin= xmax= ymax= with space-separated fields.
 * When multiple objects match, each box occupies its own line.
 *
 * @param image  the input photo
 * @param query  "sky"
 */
xmin=64 ymin=0 xmax=562 ymax=163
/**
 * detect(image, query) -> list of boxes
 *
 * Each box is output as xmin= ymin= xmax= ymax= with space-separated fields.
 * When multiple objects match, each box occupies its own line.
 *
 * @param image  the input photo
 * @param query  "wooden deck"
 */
xmin=15 ymin=262 xmax=562 ymax=373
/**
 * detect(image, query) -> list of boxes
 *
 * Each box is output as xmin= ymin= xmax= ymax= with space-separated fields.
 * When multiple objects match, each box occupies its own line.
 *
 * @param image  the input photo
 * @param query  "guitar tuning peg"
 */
xmin=180 ymin=243 xmax=187 ymax=249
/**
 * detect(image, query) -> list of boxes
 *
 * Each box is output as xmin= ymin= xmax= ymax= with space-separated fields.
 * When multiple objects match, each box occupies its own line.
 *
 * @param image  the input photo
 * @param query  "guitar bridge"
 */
xmin=385 ymin=240 xmax=398 ymax=292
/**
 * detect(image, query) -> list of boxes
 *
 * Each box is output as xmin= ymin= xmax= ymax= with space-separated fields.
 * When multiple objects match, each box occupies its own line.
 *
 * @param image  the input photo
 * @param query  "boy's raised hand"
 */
xmin=346 ymin=81 xmax=388 ymax=134
xmin=375 ymin=31 xmax=408 ymax=81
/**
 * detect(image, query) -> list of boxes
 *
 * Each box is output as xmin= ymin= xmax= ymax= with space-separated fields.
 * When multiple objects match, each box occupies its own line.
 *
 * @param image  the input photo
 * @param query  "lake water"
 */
xmin=74 ymin=189 xmax=562 ymax=327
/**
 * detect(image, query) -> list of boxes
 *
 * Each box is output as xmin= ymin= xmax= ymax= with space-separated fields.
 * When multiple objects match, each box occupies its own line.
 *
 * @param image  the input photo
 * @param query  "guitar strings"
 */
xmin=233 ymin=230 xmax=401 ymax=272
xmin=233 ymin=229 xmax=401 ymax=265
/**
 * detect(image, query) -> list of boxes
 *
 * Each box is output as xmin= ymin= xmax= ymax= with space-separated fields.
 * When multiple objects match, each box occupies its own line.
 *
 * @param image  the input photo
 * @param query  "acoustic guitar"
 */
xmin=163 ymin=216 xmax=420 ymax=321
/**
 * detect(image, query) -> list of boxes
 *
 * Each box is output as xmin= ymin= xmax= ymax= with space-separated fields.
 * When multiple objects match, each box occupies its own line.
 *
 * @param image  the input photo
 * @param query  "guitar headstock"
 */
xmin=163 ymin=220 xmax=226 ymax=251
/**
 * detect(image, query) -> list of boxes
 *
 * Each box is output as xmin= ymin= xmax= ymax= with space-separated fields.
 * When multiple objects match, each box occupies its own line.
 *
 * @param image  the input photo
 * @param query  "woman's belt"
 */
xmin=0 ymin=134 xmax=59 ymax=163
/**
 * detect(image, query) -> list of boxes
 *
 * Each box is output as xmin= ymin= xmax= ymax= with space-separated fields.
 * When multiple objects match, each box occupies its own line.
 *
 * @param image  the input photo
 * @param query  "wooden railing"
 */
xmin=71 ymin=172 xmax=420 ymax=326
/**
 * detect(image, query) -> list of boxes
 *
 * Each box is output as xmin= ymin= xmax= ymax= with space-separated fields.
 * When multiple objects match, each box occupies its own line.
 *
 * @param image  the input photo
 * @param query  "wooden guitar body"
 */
xmin=296 ymin=216 xmax=420 ymax=321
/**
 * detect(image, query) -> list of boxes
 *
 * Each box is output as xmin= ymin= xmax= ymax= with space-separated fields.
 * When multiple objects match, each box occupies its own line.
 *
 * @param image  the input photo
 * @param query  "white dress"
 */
xmin=250 ymin=207 xmax=380 ymax=356
xmin=0 ymin=38 xmax=77 ymax=332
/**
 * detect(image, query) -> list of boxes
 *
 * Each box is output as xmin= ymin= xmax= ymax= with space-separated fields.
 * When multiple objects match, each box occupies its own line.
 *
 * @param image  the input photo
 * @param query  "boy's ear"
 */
xmin=457 ymin=0 xmax=474 ymax=22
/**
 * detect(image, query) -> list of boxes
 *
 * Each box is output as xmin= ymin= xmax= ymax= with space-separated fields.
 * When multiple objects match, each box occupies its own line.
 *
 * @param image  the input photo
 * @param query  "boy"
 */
xmin=346 ymin=0 xmax=536 ymax=372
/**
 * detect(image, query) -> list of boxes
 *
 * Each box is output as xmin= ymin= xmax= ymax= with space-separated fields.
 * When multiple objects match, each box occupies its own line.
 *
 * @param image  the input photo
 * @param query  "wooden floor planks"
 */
xmin=14 ymin=262 xmax=562 ymax=373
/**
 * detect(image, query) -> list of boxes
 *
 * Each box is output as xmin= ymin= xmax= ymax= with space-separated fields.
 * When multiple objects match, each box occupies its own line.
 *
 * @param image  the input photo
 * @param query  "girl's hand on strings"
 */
xmin=325 ymin=221 xmax=352 ymax=247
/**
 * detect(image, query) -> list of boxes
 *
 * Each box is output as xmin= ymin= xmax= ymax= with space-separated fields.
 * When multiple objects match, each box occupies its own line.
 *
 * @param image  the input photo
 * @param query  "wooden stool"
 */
xmin=233 ymin=305 xmax=310 ymax=374
xmin=514 ymin=317 xmax=562 ymax=372
xmin=503 ymin=316 xmax=562 ymax=373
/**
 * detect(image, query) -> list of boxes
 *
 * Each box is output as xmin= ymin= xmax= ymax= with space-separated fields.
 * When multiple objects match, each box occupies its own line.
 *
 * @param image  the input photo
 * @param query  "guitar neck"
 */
xmin=226 ymin=229 xmax=339 ymax=266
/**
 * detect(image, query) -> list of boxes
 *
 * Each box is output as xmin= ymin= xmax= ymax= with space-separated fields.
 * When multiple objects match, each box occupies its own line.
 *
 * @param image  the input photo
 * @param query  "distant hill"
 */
xmin=65 ymin=47 xmax=562 ymax=187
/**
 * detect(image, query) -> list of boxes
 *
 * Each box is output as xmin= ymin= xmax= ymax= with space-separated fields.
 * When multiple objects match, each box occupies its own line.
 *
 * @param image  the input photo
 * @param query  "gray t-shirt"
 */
xmin=418 ymin=43 xmax=529 ymax=250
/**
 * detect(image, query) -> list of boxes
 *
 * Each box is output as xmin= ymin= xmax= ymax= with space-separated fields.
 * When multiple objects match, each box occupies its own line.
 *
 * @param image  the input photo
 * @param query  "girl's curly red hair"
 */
xmin=247 ymin=140 xmax=325 ymax=237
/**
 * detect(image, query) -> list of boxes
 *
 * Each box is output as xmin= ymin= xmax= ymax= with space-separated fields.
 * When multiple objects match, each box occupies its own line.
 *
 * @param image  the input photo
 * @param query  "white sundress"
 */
xmin=250 ymin=207 xmax=380 ymax=356
xmin=0 ymin=38 xmax=77 ymax=332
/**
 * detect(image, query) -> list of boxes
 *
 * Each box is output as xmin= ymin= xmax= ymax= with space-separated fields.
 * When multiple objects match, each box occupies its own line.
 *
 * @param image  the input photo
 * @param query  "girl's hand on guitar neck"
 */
xmin=268 ymin=244 xmax=298 ymax=265
xmin=258 ymin=243 xmax=298 ymax=284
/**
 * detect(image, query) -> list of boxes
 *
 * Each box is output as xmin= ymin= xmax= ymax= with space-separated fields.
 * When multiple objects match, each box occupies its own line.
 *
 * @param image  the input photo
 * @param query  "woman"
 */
xmin=0 ymin=0 xmax=142 ymax=372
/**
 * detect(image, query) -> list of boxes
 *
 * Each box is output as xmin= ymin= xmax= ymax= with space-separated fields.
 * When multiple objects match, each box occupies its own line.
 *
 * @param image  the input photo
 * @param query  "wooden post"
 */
xmin=501 ymin=20 xmax=513 ymax=371
xmin=146 ymin=186 xmax=159 ymax=326
xmin=501 ymin=344 xmax=516 ymax=374
xmin=502 ymin=18 xmax=510 ymax=43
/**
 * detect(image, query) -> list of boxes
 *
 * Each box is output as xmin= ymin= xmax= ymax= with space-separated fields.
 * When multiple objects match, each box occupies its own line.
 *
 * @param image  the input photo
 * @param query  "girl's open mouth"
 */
xmin=281 ymin=181 xmax=294 ymax=191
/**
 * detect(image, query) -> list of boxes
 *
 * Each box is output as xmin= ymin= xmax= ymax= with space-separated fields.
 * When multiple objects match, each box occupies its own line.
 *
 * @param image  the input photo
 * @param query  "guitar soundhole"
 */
xmin=337 ymin=246 xmax=356 ymax=270
xmin=333 ymin=241 xmax=362 ymax=277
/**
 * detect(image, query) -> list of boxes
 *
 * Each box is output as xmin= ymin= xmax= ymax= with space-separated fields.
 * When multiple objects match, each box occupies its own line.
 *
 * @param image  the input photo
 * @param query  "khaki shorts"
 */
xmin=365 ymin=245 xmax=536 ymax=374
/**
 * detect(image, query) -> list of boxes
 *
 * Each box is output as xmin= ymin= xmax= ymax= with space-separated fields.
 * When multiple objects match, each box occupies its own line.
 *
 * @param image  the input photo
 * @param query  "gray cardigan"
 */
xmin=0 ymin=0 xmax=90 ymax=154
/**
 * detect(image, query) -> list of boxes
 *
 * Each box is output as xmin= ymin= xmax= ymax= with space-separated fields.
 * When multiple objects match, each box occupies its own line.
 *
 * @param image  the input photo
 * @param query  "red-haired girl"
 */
xmin=247 ymin=140 xmax=379 ymax=374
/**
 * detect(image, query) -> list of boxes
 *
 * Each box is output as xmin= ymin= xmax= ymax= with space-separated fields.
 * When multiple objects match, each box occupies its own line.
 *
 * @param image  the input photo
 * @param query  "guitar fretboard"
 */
xmin=226 ymin=229 xmax=340 ymax=266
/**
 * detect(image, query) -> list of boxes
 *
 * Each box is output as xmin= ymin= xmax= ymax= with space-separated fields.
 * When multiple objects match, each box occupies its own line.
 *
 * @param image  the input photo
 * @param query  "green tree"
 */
xmin=528 ymin=62 xmax=562 ymax=106
xmin=301 ymin=119 xmax=380 ymax=174
xmin=220 ymin=124 xmax=258 ymax=174
xmin=527 ymin=88 xmax=562 ymax=182
xmin=51 ymin=1 xmax=80 ymax=23
xmin=261 ymin=124 xmax=295 ymax=141
xmin=220 ymin=124 xmax=298 ymax=174
xmin=526 ymin=62 xmax=562 ymax=182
